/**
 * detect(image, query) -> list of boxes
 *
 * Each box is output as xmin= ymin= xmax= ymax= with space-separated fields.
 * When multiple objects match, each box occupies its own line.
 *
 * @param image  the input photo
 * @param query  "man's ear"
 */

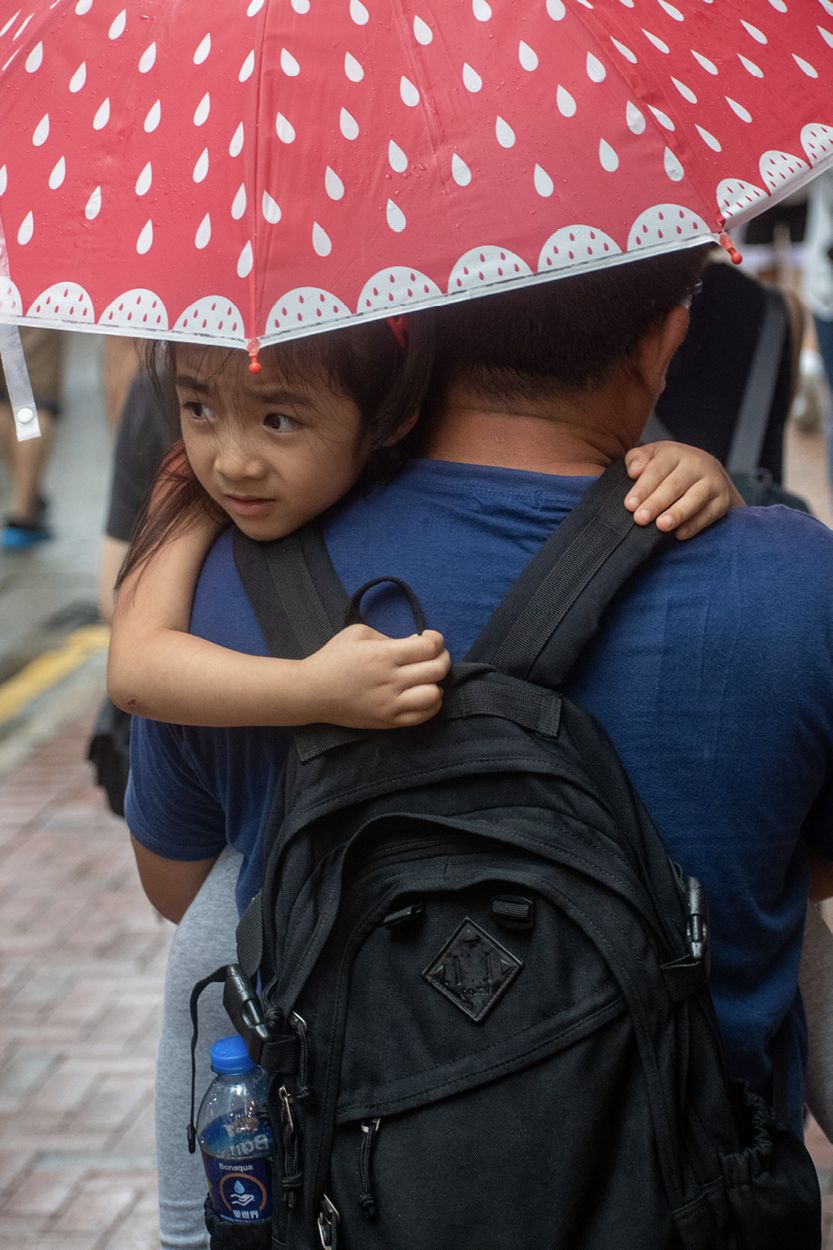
xmin=382 ymin=408 xmax=420 ymax=447
xmin=632 ymin=305 xmax=690 ymax=398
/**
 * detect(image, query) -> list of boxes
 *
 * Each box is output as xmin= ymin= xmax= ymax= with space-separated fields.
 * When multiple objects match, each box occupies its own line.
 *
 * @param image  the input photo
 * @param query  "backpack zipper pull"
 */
xmin=358 ymin=1117 xmax=382 ymax=1219
xmin=278 ymin=1084 xmax=302 ymax=1208
xmin=290 ymin=1011 xmax=314 ymax=1103
xmin=317 ymin=1193 xmax=340 ymax=1248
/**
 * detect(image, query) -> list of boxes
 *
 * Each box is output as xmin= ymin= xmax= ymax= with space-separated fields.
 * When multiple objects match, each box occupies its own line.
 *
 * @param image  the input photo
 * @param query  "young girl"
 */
xmin=108 ymin=318 xmax=742 ymax=729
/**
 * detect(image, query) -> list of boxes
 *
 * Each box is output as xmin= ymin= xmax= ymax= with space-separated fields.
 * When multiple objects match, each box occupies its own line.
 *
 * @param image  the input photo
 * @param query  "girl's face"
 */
xmin=174 ymin=344 xmax=368 ymax=541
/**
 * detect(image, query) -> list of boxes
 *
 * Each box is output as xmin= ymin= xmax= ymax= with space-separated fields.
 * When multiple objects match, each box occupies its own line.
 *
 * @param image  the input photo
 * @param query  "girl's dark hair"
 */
xmin=117 ymin=314 xmax=436 ymax=586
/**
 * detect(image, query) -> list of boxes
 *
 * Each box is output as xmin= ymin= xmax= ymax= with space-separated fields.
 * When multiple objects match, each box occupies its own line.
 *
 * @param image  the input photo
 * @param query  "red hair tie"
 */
xmin=386 ymin=315 xmax=409 ymax=350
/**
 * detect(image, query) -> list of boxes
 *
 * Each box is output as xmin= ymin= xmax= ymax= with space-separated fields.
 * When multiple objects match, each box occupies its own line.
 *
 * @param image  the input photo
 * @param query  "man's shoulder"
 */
xmin=710 ymin=503 xmax=833 ymax=566
xmin=659 ymin=503 xmax=833 ymax=629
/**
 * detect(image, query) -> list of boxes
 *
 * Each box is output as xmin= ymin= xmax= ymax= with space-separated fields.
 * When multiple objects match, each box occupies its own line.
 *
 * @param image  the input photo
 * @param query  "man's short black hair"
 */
xmin=423 ymin=244 xmax=711 ymax=410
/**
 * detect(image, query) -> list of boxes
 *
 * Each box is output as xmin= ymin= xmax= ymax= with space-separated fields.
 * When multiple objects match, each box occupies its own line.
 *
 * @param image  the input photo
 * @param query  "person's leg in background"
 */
xmin=102 ymin=334 xmax=139 ymax=432
xmin=0 ymin=327 xmax=63 ymax=550
xmin=155 ymin=847 xmax=241 ymax=1250
xmin=813 ymin=315 xmax=833 ymax=489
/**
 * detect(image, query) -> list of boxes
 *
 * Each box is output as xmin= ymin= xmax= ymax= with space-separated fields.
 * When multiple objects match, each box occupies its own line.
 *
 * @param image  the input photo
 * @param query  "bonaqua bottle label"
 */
xmin=200 ymin=1115 xmax=273 ymax=1222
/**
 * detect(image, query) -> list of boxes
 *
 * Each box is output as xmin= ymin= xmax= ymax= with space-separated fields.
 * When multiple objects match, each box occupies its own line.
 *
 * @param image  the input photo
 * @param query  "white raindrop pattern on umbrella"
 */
xmin=266 ymin=287 xmax=351 ymax=333
xmin=101 ymin=288 xmax=169 ymax=331
xmin=27 ymin=281 xmax=94 ymax=325
xmin=539 ymin=226 xmax=621 ymax=275
xmin=449 ymin=247 xmax=531 ymax=293
xmin=0 ymin=0 xmax=830 ymax=348
xmin=173 ymin=297 xmax=245 ymax=340
xmin=358 ymin=267 xmax=441 ymax=312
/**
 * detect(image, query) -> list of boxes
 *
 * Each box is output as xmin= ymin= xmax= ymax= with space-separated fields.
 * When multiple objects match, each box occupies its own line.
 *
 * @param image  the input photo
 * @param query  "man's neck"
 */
xmin=421 ymin=387 xmax=646 ymax=476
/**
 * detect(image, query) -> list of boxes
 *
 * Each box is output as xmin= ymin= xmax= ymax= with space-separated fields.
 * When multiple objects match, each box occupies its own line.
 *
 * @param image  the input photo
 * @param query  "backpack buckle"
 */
xmin=317 ymin=1194 xmax=340 ymax=1248
xmin=222 ymin=965 xmax=300 ymax=1073
xmin=684 ymin=876 xmax=710 ymax=974
xmin=222 ymin=964 xmax=271 ymax=1059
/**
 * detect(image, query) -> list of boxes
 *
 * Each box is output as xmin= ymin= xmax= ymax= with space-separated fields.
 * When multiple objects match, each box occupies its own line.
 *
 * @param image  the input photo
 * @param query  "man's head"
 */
xmin=416 ymin=244 xmax=710 ymax=464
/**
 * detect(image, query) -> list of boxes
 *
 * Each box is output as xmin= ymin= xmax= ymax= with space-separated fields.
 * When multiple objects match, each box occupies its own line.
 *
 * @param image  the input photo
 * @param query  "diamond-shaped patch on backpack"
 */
xmin=422 ymin=918 xmax=523 ymax=1023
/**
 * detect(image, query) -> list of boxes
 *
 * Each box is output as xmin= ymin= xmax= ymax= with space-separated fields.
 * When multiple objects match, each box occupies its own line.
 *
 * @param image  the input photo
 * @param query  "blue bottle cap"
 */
xmin=210 ymin=1034 xmax=257 ymax=1075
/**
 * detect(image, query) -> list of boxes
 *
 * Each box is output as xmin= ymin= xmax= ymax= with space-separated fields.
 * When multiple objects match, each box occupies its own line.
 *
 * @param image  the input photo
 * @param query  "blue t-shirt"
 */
xmin=126 ymin=460 xmax=833 ymax=1128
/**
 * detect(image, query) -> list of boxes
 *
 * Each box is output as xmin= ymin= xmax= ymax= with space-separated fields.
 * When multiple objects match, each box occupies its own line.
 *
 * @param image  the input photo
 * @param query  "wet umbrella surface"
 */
xmin=0 ymin=0 xmax=831 ymax=352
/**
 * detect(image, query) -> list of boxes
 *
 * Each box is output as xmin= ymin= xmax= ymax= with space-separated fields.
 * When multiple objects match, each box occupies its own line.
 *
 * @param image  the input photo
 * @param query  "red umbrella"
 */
xmin=0 ymin=0 xmax=831 ymax=358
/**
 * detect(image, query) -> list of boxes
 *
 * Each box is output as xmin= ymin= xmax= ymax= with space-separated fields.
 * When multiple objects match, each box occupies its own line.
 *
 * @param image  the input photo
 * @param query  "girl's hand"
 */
xmin=624 ymin=441 xmax=745 ymax=540
xmin=302 ymin=625 xmax=452 ymax=729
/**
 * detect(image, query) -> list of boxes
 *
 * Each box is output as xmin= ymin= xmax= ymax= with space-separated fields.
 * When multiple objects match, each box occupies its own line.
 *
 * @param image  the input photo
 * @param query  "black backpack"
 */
xmin=190 ymin=460 xmax=820 ymax=1250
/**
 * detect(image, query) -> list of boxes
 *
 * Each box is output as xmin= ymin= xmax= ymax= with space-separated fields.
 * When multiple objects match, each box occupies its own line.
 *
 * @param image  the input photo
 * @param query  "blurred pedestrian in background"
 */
xmin=803 ymin=170 xmax=833 ymax=489
xmin=102 ymin=334 xmax=139 ymax=434
xmin=97 ymin=366 xmax=178 ymax=624
xmin=0 ymin=326 xmax=63 ymax=551
xmin=89 ymin=364 xmax=178 ymax=819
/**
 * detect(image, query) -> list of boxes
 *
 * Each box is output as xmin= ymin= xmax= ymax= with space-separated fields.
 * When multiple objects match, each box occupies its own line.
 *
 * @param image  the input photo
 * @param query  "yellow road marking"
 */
xmin=0 ymin=625 xmax=110 ymax=723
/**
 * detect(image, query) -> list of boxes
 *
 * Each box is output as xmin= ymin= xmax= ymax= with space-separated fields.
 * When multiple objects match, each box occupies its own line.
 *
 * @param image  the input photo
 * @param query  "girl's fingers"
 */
xmin=393 ymin=684 xmax=444 ymax=722
xmin=652 ymin=480 xmax=716 ymax=532
xmin=632 ymin=471 xmax=715 ymax=525
xmin=624 ymin=456 xmax=682 ymax=512
xmin=398 ymin=654 xmax=451 ymax=688
xmin=385 ymin=630 xmax=446 ymax=665
xmin=672 ymin=496 xmax=726 ymax=541
xmin=625 ymin=442 xmax=661 ymax=479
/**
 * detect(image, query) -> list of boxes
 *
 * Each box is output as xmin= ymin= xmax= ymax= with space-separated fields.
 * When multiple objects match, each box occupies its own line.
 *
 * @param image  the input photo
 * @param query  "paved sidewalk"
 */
xmin=0 ymin=423 xmax=831 ymax=1249
xmin=0 ymin=668 xmax=171 ymax=1250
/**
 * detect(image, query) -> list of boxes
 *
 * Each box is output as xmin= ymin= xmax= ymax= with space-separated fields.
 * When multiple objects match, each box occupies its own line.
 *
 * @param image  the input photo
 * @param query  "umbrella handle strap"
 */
xmin=0 ymin=323 xmax=40 ymax=442
xmin=0 ymin=218 xmax=40 ymax=441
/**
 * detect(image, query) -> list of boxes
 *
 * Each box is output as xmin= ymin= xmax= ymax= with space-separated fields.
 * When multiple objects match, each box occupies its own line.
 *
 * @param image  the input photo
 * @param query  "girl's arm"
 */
xmin=623 ymin=441 xmax=745 ymax=540
xmin=110 ymin=437 xmax=729 ymax=729
xmin=108 ymin=516 xmax=451 ymax=730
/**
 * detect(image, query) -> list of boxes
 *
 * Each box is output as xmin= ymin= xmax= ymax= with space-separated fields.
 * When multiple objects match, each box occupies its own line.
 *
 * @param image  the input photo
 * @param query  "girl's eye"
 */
xmin=181 ymin=400 xmax=214 ymax=422
xmin=263 ymin=412 xmax=299 ymax=433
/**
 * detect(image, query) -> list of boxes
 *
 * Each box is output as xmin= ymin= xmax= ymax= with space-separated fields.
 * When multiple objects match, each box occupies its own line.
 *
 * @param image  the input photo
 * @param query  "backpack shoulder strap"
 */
xmin=235 ymin=460 xmax=668 ymax=689
xmin=232 ymin=523 xmax=351 ymax=982
xmin=465 ymin=458 xmax=669 ymax=685
xmin=232 ymin=520 xmax=349 ymax=659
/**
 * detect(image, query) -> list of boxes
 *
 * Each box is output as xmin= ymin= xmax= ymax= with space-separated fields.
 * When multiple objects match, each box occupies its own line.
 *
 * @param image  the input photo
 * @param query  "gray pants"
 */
xmin=156 ymin=848 xmax=241 ymax=1250
xmin=801 ymin=903 xmax=833 ymax=1141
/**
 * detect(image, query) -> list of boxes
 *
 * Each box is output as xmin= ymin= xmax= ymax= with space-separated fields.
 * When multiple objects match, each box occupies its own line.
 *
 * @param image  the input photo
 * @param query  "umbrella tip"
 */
xmin=247 ymin=338 xmax=262 ymax=374
xmin=718 ymin=231 xmax=743 ymax=266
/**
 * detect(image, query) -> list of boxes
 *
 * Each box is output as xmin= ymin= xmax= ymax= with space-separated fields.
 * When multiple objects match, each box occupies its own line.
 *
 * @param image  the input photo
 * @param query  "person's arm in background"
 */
xmin=98 ymin=535 xmax=128 ymax=624
xmin=810 ymin=853 xmax=833 ymax=903
xmin=98 ymin=370 xmax=179 ymax=621
xmin=129 ymin=837 xmax=218 ymax=923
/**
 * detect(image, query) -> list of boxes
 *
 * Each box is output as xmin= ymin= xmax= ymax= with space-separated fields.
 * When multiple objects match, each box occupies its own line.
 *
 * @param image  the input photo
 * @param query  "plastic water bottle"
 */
xmin=197 ymin=1034 xmax=274 ymax=1225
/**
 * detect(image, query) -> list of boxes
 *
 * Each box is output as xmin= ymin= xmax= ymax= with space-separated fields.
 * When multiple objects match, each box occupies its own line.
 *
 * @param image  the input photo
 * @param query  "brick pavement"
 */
xmin=0 ymin=423 xmax=831 ymax=1250
xmin=0 ymin=707 xmax=172 ymax=1250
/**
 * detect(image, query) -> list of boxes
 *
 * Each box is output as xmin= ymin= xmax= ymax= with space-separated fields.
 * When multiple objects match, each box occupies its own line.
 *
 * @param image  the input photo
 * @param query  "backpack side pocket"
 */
xmin=719 ymin=1082 xmax=821 ymax=1250
xmin=204 ymin=1196 xmax=274 ymax=1249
